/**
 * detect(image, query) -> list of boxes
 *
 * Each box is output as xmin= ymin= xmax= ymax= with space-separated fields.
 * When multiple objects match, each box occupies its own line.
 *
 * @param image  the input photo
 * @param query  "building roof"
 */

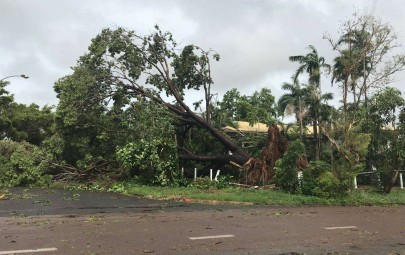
xmin=223 ymin=121 xmax=269 ymax=133
xmin=223 ymin=121 xmax=315 ymax=136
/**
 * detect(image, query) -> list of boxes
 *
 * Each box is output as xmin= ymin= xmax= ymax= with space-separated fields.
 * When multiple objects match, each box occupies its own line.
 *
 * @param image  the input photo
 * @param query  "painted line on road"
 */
xmin=0 ymin=247 xmax=58 ymax=254
xmin=324 ymin=226 xmax=358 ymax=230
xmin=189 ymin=234 xmax=234 ymax=240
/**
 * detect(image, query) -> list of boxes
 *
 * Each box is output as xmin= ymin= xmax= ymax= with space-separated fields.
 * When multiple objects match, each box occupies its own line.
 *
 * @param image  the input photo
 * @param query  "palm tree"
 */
xmin=302 ymin=84 xmax=334 ymax=160
xmin=332 ymin=51 xmax=351 ymax=112
xmin=289 ymin=45 xmax=331 ymax=92
xmin=333 ymin=28 xmax=373 ymax=108
xmin=278 ymin=78 xmax=307 ymax=140
xmin=289 ymin=45 xmax=331 ymax=160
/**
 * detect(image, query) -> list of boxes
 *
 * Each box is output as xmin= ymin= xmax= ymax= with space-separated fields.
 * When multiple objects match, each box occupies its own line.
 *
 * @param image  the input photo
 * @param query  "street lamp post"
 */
xmin=0 ymin=74 xmax=29 ymax=82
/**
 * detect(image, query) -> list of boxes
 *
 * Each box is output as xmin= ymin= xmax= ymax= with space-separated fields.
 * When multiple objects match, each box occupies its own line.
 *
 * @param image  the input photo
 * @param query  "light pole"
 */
xmin=0 ymin=74 xmax=29 ymax=82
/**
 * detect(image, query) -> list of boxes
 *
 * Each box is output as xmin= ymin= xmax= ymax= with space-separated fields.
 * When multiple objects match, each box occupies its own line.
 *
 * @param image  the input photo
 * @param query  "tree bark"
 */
xmin=384 ymin=170 xmax=398 ymax=194
xmin=313 ymin=118 xmax=320 ymax=161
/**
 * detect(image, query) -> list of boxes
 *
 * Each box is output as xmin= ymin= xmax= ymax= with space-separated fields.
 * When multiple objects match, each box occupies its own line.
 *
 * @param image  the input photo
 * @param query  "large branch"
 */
xmin=164 ymin=79 xmax=249 ymax=160
xmin=122 ymin=79 xmax=250 ymax=164
xmin=319 ymin=126 xmax=351 ymax=162
xmin=120 ymin=64 xmax=250 ymax=163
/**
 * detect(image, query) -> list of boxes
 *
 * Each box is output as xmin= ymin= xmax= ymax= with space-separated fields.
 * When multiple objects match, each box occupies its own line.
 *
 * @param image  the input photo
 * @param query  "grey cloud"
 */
xmin=1 ymin=0 xmax=404 ymax=107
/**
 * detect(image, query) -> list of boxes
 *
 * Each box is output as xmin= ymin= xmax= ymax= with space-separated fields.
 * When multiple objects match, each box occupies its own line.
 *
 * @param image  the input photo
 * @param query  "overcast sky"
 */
xmin=1 ymin=0 xmax=405 ymax=107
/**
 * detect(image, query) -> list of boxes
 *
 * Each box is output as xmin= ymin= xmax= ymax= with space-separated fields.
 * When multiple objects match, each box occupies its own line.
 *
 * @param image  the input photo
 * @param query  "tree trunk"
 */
xmin=343 ymin=77 xmax=348 ymax=114
xmin=384 ymin=170 xmax=398 ymax=194
xmin=297 ymin=102 xmax=303 ymax=140
xmin=160 ymin=78 xmax=251 ymax=167
xmin=313 ymin=118 xmax=320 ymax=161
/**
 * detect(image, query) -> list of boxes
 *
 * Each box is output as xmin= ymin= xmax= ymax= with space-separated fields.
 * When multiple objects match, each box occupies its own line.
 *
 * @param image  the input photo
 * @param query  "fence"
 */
xmin=354 ymin=170 xmax=404 ymax=189
xmin=181 ymin=167 xmax=221 ymax=181
xmin=185 ymin=167 xmax=405 ymax=188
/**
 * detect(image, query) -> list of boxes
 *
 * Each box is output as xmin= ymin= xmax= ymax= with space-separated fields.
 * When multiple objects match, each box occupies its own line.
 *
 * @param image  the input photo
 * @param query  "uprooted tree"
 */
xmin=54 ymin=26 xmax=285 ymax=184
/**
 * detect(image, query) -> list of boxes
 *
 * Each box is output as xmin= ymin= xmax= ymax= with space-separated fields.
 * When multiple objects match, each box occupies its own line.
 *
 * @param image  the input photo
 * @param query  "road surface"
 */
xmin=0 ymin=188 xmax=404 ymax=254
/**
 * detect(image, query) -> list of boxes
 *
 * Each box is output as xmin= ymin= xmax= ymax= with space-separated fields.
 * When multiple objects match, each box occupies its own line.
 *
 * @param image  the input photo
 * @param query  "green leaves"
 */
xmin=0 ymin=141 xmax=51 ymax=187
xmin=275 ymin=139 xmax=306 ymax=194
xmin=362 ymin=87 xmax=405 ymax=189
xmin=217 ymin=88 xmax=277 ymax=126
xmin=289 ymin=45 xmax=331 ymax=87
xmin=116 ymin=138 xmax=179 ymax=186
xmin=302 ymin=160 xmax=344 ymax=198
xmin=172 ymin=45 xmax=218 ymax=95
xmin=0 ymin=82 xmax=54 ymax=146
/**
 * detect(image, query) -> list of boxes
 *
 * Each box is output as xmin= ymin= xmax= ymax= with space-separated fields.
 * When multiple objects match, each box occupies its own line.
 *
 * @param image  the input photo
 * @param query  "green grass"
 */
xmin=113 ymin=182 xmax=405 ymax=206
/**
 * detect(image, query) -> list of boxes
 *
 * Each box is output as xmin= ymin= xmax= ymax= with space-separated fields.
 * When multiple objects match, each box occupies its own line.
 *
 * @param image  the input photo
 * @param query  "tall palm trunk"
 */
xmin=313 ymin=116 xmax=320 ymax=161
xmin=297 ymin=111 xmax=303 ymax=140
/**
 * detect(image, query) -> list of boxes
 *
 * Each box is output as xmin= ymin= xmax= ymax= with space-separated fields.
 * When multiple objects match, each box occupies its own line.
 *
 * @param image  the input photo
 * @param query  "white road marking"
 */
xmin=189 ymin=234 xmax=234 ymax=240
xmin=324 ymin=226 xmax=358 ymax=230
xmin=0 ymin=248 xmax=58 ymax=254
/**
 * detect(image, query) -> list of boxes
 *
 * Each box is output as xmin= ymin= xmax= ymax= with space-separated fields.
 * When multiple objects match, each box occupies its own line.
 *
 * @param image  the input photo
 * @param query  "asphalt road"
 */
xmin=1 ymin=188 xmax=405 ymax=255
xmin=0 ymin=187 xmax=196 ymax=217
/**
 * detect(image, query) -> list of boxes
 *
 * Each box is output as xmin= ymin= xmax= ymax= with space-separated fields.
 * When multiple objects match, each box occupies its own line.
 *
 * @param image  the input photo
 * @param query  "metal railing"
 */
xmin=354 ymin=170 xmax=404 ymax=189
xmin=181 ymin=167 xmax=221 ymax=181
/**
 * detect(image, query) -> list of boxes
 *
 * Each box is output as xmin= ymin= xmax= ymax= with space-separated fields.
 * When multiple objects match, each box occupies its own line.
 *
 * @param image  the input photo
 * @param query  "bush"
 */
xmin=302 ymin=160 xmax=330 ymax=196
xmin=274 ymin=140 xmax=306 ymax=194
xmin=313 ymin=171 xmax=341 ymax=198
xmin=0 ymin=141 xmax=51 ymax=187
xmin=302 ymin=160 xmax=348 ymax=198
xmin=116 ymin=138 xmax=180 ymax=186
xmin=334 ymin=159 xmax=363 ymax=193
xmin=191 ymin=175 xmax=231 ymax=189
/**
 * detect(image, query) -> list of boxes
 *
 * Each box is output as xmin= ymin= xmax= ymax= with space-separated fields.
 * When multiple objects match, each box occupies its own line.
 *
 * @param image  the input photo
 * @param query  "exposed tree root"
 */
xmin=244 ymin=125 xmax=288 ymax=185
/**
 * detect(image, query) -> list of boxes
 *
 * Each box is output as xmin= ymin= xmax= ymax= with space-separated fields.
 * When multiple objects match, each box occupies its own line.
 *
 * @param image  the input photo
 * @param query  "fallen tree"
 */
xmin=55 ymin=26 xmax=286 ymax=184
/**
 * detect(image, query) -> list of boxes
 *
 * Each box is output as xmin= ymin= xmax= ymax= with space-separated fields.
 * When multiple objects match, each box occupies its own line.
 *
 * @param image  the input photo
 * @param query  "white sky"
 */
xmin=1 ymin=0 xmax=404 ymax=107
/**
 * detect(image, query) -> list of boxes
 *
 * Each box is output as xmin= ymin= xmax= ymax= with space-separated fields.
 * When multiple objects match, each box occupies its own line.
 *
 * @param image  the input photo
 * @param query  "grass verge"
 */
xmin=108 ymin=182 xmax=405 ymax=206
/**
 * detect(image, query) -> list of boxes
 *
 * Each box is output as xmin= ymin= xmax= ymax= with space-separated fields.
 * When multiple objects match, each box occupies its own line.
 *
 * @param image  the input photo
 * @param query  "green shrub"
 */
xmin=313 ymin=171 xmax=341 ymax=198
xmin=192 ymin=177 xmax=215 ymax=189
xmin=116 ymin=138 xmax=179 ymax=186
xmin=0 ymin=141 xmax=51 ymax=187
xmin=302 ymin=160 xmax=349 ymax=198
xmin=302 ymin=160 xmax=330 ymax=196
xmin=274 ymin=140 xmax=306 ymax=194
xmin=334 ymin=159 xmax=363 ymax=193
xmin=191 ymin=175 xmax=232 ymax=189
